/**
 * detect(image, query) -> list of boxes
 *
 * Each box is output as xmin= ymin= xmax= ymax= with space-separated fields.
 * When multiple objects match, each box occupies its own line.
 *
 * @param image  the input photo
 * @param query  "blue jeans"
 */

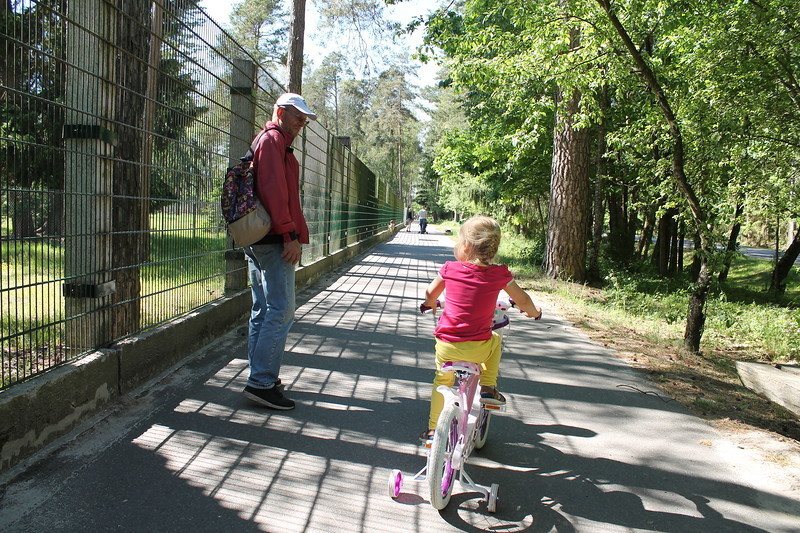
xmin=246 ymin=244 xmax=295 ymax=389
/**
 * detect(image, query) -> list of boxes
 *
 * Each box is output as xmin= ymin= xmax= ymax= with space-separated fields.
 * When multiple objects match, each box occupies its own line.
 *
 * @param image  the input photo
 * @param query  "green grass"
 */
xmin=2 ymin=214 xmax=228 ymax=387
xmin=493 ymin=236 xmax=799 ymax=362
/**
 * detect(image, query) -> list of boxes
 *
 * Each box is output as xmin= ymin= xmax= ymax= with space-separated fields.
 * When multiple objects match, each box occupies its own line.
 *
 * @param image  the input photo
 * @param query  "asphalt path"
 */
xmin=2 ymin=227 xmax=798 ymax=532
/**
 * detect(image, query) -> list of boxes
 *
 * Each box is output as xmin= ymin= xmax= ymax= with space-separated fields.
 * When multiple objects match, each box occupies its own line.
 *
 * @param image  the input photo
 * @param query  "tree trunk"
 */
xmin=688 ymin=231 xmax=702 ymax=282
xmin=653 ymin=209 xmax=676 ymax=276
xmin=544 ymin=85 xmax=591 ymax=282
xmin=685 ymin=260 xmax=710 ymax=352
xmin=719 ymin=202 xmax=744 ymax=282
xmin=139 ymin=0 xmax=163 ymax=262
xmin=770 ymin=226 xmax=800 ymax=296
xmin=668 ymin=217 xmax=679 ymax=274
xmin=41 ymin=189 xmax=64 ymax=241
xmin=637 ymin=209 xmax=655 ymax=260
xmin=607 ymin=186 xmax=636 ymax=264
xmin=286 ymin=0 xmax=306 ymax=93
xmin=597 ymin=0 xmax=714 ymax=354
xmin=9 ymin=190 xmax=36 ymax=238
xmin=111 ymin=0 xmax=151 ymax=339
xmin=588 ymin=87 xmax=609 ymax=281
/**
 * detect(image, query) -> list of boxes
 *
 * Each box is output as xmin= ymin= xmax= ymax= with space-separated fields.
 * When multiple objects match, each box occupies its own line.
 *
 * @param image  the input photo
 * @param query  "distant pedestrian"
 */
xmin=243 ymin=93 xmax=316 ymax=411
xmin=418 ymin=206 xmax=429 ymax=234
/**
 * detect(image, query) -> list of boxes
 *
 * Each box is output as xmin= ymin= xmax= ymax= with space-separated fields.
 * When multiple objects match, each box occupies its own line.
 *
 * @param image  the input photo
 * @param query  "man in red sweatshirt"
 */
xmin=243 ymin=93 xmax=316 ymax=410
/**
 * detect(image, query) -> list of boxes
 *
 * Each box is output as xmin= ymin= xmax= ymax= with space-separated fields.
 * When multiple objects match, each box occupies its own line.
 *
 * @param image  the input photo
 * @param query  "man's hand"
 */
xmin=282 ymin=239 xmax=301 ymax=265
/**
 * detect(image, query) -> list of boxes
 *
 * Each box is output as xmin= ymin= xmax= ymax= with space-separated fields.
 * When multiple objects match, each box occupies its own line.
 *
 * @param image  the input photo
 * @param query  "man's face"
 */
xmin=278 ymin=106 xmax=310 ymax=136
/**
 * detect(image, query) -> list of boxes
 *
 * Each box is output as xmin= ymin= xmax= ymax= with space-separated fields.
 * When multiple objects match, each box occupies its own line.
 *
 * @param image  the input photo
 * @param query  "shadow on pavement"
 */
xmin=3 ymin=229 xmax=798 ymax=533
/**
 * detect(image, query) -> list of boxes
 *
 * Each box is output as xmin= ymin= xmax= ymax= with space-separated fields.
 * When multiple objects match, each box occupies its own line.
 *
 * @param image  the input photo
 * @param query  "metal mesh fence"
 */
xmin=1 ymin=0 xmax=403 ymax=390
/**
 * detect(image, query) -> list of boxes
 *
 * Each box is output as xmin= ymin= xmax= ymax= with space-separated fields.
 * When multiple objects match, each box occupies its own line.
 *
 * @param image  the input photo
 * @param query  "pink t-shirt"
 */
xmin=434 ymin=261 xmax=514 ymax=343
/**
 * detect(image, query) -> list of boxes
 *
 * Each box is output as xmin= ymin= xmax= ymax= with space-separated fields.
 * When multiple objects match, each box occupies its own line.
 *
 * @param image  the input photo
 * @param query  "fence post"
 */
xmin=225 ymin=59 xmax=257 ymax=293
xmin=62 ymin=0 xmax=117 ymax=350
xmin=323 ymin=132 xmax=334 ymax=257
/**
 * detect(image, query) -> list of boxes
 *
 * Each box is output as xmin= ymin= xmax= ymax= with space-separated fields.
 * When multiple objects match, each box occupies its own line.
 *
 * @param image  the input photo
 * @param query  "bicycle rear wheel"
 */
xmin=474 ymin=407 xmax=491 ymax=449
xmin=428 ymin=402 xmax=460 ymax=510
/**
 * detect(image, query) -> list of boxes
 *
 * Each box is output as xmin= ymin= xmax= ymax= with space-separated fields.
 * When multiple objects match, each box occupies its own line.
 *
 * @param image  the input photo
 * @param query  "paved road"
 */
xmin=738 ymin=244 xmax=800 ymax=265
xmin=666 ymin=238 xmax=799 ymax=265
xmin=2 ymin=228 xmax=799 ymax=532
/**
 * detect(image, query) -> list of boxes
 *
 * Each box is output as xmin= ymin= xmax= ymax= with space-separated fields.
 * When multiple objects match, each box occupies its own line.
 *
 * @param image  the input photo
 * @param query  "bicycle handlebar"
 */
xmin=420 ymin=298 xmax=542 ymax=322
xmin=419 ymin=300 xmax=441 ymax=314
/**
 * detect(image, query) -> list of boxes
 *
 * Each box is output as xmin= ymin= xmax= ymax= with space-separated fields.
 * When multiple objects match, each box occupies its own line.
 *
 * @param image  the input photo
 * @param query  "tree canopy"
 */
xmin=413 ymin=0 xmax=799 ymax=351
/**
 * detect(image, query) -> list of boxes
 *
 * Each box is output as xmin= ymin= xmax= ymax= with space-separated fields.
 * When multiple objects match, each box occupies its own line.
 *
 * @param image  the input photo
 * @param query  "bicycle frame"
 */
xmin=436 ymin=360 xmax=502 ymax=469
xmin=435 ymin=361 xmax=503 ymax=501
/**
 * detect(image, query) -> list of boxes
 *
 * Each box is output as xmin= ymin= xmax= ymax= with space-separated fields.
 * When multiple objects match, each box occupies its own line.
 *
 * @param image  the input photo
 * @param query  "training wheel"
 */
xmin=487 ymin=483 xmax=499 ymax=513
xmin=388 ymin=469 xmax=403 ymax=499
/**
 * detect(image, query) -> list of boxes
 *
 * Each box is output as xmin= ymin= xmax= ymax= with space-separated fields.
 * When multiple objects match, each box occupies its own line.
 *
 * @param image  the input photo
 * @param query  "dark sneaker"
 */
xmin=244 ymin=385 xmax=295 ymax=410
xmin=419 ymin=429 xmax=435 ymax=446
xmin=480 ymin=386 xmax=506 ymax=406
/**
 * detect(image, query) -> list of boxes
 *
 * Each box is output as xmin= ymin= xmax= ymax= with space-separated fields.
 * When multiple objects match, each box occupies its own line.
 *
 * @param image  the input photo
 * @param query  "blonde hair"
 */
xmin=454 ymin=215 xmax=501 ymax=264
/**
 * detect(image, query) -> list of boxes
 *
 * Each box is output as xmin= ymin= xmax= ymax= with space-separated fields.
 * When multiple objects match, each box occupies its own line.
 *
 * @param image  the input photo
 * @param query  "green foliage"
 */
xmin=413 ymin=0 xmax=800 ymax=348
xmin=596 ymin=254 xmax=799 ymax=361
xmin=315 ymin=0 xmax=400 ymax=69
xmin=221 ymin=0 xmax=288 ymax=67
xmin=303 ymin=56 xmax=422 ymax=205
xmin=418 ymin=1 xmax=567 ymax=229
xmin=496 ymin=231 xmax=545 ymax=277
xmin=1 ymin=2 xmax=66 ymax=192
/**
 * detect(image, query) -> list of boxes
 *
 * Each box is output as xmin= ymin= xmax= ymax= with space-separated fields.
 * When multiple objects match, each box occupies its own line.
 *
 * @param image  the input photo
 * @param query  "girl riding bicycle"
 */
xmin=421 ymin=215 xmax=541 ymax=441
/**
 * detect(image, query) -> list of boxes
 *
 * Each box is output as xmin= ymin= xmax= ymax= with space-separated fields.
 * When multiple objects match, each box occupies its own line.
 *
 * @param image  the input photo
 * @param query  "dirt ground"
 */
xmin=530 ymin=288 xmax=800 ymax=498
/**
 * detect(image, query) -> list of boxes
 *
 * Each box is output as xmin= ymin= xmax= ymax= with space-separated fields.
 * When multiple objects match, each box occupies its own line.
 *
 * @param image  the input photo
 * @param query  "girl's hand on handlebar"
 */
xmin=420 ymin=299 xmax=441 ymax=314
xmin=525 ymin=308 xmax=543 ymax=320
xmin=509 ymin=297 xmax=542 ymax=320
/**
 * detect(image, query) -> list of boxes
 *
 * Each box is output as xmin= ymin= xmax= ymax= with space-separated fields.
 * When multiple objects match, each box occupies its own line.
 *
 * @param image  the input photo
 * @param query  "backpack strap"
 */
xmin=241 ymin=129 xmax=269 ymax=162
xmin=242 ymin=125 xmax=293 ymax=161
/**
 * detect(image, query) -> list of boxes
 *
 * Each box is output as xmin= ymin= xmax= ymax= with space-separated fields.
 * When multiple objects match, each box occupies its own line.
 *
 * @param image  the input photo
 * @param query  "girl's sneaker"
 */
xmin=419 ymin=429 xmax=435 ymax=445
xmin=479 ymin=386 xmax=506 ymax=406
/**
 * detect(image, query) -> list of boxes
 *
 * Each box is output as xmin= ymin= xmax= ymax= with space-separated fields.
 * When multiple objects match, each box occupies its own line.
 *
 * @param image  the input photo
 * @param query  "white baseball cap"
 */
xmin=275 ymin=92 xmax=317 ymax=121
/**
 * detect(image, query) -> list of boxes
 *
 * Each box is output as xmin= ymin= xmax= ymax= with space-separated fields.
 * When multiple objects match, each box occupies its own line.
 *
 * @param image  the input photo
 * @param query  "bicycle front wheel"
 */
xmin=428 ymin=402 xmax=460 ymax=510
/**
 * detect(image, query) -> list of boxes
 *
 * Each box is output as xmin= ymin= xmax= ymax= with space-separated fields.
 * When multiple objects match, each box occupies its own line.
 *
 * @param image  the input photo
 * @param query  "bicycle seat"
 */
xmin=491 ymin=315 xmax=509 ymax=330
xmin=441 ymin=361 xmax=482 ymax=374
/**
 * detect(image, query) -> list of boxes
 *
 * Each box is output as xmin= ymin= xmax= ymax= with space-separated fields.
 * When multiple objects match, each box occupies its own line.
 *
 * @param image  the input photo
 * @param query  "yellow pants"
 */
xmin=427 ymin=332 xmax=502 ymax=430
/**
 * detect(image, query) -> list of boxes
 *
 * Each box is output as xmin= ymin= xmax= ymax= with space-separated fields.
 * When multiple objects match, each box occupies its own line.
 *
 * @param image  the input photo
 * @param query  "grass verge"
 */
xmin=515 ymin=265 xmax=800 ymax=443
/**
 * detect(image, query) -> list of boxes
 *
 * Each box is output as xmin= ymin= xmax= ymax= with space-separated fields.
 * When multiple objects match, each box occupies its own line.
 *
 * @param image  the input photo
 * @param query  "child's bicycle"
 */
xmin=388 ymin=299 xmax=537 ymax=512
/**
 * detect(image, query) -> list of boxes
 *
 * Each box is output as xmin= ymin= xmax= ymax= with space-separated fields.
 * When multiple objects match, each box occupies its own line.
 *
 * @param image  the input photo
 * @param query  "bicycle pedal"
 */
xmin=483 ymin=403 xmax=505 ymax=412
